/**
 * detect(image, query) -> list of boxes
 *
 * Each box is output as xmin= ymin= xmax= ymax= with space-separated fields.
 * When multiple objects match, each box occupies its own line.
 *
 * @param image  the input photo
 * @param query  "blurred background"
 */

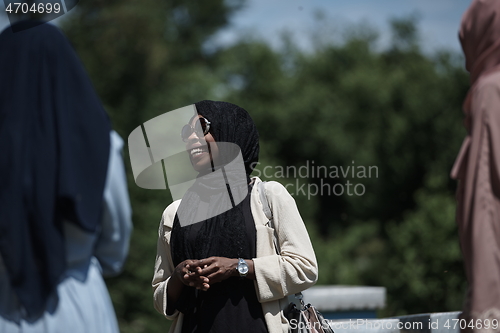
xmin=1 ymin=0 xmax=472 ymax=331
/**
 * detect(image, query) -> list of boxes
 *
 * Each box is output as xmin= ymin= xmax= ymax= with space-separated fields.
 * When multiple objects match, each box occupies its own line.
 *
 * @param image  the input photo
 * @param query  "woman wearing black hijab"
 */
xmin=152 ymin=100 xmax=318 ymax=333
xmin=0 ymin=21 xmax=132 ymax=332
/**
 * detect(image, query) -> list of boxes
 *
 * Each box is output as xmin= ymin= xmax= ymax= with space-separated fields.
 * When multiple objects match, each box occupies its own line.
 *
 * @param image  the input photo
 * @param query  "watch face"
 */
xmin=239 ymin=265 xmax=249 ymax=275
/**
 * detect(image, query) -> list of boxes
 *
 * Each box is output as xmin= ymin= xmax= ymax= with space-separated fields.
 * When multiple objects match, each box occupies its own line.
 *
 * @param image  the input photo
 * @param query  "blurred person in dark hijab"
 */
xmin=452 ymin=0 xmax=500 ymax=330
xmin=0 ymin=21 xmax=132 ymax=333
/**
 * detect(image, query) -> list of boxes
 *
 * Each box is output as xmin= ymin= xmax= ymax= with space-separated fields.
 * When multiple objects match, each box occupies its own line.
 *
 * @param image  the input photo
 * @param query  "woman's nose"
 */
xmin=187 ymin=130 xmax=200 ymax=142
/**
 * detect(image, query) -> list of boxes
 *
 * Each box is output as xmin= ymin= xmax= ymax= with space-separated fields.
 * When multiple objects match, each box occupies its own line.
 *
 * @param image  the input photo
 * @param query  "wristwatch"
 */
xmin=237 ymin=258 xmax=249 ymax=277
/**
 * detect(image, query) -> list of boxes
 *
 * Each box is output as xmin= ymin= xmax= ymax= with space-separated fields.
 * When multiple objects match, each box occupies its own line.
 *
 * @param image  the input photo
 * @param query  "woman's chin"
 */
xmin=190 ymin=154 xmax=212 ymax=172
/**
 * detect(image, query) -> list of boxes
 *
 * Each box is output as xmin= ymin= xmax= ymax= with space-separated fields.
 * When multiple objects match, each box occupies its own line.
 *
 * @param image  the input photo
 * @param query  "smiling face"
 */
xmin=185 ymin=115 xmax=219 ymax=172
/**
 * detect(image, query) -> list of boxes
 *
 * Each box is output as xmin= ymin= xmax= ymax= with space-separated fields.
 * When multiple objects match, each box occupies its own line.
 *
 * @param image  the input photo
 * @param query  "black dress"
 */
xmin=175 ymin=190 xmax=269 ymax=333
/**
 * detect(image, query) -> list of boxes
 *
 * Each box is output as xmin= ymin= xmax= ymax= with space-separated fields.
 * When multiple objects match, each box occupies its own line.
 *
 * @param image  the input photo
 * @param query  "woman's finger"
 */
xmin=189 ymin=258 xmax=212 ymax=269
xmin=200 ymin=257 xmax=219 ymax=266
xmin=206 ymin=271 xmax=224 ymax=283
xmin=184 ymin=275 xmax=209 ymax=285
xmin=197 ymin=264 xmax=218 ymax=276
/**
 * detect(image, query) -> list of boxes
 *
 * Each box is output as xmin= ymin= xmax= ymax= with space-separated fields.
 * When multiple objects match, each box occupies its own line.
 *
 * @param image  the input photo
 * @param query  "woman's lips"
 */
xmin=189 ymin=146 xmax=209 ymax=162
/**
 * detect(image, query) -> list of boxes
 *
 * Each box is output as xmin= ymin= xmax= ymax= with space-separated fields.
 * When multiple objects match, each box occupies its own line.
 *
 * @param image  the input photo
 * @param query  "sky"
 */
xmin=210 ymin=0 xmax=472 ymax=53
xmin=0 ymin=0 xmax=472 ymax=53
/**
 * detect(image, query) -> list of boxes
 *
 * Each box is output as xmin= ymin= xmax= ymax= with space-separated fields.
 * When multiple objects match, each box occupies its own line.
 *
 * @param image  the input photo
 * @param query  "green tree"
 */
xmin=215 ymin=18 xmax=468 ymax=316
xmin=61 ymin=6 xmax=469 ymax=330
xmin=62 ymin=1 xmax=244 ymax=332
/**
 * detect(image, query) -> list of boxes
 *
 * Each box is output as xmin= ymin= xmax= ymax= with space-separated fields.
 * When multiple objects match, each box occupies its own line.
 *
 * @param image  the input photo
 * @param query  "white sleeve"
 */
xmin=94 ymin=130 xmax=133 ymax=277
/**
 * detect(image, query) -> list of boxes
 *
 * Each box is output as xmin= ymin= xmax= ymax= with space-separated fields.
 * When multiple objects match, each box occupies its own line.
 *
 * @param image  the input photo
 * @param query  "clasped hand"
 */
xmin=175 ymin=257 xmax=237 ymax=291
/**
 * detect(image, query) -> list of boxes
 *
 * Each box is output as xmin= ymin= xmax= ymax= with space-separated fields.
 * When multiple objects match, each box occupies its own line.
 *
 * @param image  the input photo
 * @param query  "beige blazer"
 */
xmin=152 ymin=177 xmax=318 ymax=333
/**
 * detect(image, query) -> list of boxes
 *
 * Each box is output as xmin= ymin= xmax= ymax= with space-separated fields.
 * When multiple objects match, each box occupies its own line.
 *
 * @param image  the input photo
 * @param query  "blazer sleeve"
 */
xmin=252 ymin=181 xmax=318 ymax=302
xmin=152 ymin=200 xmax=181 ymax=319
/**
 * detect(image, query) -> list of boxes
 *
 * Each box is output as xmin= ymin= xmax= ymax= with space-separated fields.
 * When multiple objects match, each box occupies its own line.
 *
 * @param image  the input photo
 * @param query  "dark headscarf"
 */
xmin=194 ymin=100 xmax=260 ymax=176
xmin=0 ymin=21 xmax=110 ymax=319
xmin=170 ymin=101 xmax=259 ymax=311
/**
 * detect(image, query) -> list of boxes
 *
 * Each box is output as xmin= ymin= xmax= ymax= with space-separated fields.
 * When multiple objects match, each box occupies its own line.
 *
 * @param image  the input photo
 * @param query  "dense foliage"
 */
xmin=62 ymin=2 xmax=469 ymax=332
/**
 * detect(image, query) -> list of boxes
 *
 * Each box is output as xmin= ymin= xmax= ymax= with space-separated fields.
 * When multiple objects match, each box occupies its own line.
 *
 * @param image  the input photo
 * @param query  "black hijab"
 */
xmin=170 ymin=100 xmax=259 ymax=268
xmin=0 ymin=21 xmax=110 ymax=319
